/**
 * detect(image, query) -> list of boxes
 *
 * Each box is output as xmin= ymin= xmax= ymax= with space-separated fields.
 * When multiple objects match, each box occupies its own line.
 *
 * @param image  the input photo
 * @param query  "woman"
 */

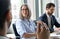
xmin=16 ymin=4 xmax=50 ymax=39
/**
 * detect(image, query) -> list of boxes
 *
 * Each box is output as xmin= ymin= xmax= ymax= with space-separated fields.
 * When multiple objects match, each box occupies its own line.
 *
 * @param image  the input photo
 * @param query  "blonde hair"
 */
xmin=19 ymin=4 xmax=31 ymax=20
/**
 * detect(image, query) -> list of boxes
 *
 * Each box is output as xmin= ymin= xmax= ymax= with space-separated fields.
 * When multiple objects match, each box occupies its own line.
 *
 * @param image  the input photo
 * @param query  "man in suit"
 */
xmin=38 ymin=3 xmax=60 ymax=33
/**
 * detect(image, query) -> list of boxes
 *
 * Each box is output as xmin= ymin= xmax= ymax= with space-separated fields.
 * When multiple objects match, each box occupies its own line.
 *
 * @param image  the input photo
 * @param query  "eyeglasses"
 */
xmin=21 ymin=8 xmax=28 ymax=10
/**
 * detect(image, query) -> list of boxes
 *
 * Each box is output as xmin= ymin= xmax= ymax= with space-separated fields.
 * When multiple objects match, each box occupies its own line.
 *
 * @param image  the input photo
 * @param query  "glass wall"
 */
xmin=10 ymin=0 xmax=60 ymax=20
xmin=58 ymin=0 xmax=60 ymax=17
xmin=11 ymin=0 xmax=24 ymax=19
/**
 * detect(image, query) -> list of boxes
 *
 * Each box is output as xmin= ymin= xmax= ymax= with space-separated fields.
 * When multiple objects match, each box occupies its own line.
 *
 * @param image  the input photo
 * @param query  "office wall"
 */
xmin=41 ymin=0 xmax=54 ymax=13
xmin=26 ymin=0 xmax=56 ymax=20
xmin=11 ymin=0 xmax=24 ymax=19
xmin=27 ymin=0 xmax=36 ymax=20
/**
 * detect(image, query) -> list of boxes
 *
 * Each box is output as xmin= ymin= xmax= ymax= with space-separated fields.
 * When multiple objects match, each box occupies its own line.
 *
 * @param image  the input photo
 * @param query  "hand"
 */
xmin=9 ymin=37 xmax=12 ymax=39
xmin=36 ymin=21 xmax=50 ymax=39
xmin=55 ymin=27 xmax=60 ymax=31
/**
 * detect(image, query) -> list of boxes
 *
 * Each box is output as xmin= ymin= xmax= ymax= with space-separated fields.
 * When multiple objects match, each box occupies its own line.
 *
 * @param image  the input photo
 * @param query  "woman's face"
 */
xmin=21 ymin=5 xmax=29 ymax=18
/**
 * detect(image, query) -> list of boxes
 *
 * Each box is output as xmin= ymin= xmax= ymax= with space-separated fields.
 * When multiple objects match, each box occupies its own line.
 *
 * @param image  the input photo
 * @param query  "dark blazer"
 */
xmin=38 ymin=13 xmax=60 ymax=33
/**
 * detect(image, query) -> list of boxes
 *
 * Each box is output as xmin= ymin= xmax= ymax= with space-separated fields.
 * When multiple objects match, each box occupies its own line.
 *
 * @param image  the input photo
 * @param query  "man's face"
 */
xmin=46 ymin=6 xmax=55 ymax=15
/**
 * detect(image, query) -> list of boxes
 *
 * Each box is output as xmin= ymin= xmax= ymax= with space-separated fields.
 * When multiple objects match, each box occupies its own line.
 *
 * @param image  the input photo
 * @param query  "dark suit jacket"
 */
xmin=38 ymin=13 xmax=60 ymax=33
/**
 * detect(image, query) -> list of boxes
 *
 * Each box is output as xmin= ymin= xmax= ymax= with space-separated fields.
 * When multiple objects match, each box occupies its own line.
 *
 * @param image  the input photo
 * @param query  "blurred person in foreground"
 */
xmin=0 ymin=0 xmax=12 ymax=39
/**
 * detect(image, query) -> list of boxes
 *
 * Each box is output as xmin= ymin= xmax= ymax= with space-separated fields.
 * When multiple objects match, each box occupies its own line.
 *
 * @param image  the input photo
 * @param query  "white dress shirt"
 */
xmin=46 ymin=13 xmax=52 ymax=28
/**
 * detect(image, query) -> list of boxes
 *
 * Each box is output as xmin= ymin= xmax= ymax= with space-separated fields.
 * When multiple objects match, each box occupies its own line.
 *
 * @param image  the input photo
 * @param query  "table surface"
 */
xmin=6 ymin=32 xmax=60 ymax=39
xmin=50 ymin=32 xmax=60 ymax=39
xmin=6 ymin=34 xmax=16 ymax=38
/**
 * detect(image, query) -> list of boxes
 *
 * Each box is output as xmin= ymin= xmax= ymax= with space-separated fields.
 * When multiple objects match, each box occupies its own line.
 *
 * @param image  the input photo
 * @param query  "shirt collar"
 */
xmin=46 ymin=13 xmax=52 ymax=18
xmin=24 ymin=18 xmax=30 ymax=22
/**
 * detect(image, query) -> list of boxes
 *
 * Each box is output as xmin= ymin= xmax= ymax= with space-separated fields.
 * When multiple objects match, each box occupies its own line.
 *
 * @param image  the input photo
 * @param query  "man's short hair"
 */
xmin=46 ymin=3 xmax=55 ymax=9
xmin=0 ymin=0 xmax=10 ymax=29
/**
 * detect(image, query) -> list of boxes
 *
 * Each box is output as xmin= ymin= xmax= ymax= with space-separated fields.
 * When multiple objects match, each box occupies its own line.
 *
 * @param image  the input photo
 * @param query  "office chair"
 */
xmin=13 ymin=24 xmax=20 ymax=39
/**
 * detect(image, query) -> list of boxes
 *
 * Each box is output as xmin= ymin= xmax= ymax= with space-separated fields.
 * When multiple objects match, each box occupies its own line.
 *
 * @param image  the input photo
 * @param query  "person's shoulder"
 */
xmin=29 ymin=20 xmax=36 ymax=25
xmin=39 ymin=13 xmax=46 ymax=18
xmin=52 ymin=15 xmax=55 ymax=18
xmin=29 ymin=20 xmax=34 ymax=22
xmin=16 ymin=19 xmax=23 ymax=23
xmin=52 ymin=15 xmax=55 ymax=17
xmin=29 ymin=20 xmax=35 ymax=23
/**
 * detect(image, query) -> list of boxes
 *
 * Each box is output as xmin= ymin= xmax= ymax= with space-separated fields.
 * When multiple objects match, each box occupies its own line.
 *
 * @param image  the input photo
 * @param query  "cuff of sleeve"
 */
xmin=20 ymin=31 xmax=26 ymax=37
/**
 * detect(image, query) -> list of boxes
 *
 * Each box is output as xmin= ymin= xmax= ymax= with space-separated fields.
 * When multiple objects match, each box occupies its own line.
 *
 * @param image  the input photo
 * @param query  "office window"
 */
xmin=11 ymin=0 xmax=24 ymax=19
xmin=9 ymin=0 xmax=24 ymax=32
xmin=58 ymin=0 xmax=60 ymax=17
xmin=27 ymin=0 xmax=36 ymax=20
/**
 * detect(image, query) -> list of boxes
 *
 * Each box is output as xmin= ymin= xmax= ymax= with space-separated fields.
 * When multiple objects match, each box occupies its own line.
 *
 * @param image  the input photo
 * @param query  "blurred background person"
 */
xmin=37 ymin=3 xmax=60 ymax=33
